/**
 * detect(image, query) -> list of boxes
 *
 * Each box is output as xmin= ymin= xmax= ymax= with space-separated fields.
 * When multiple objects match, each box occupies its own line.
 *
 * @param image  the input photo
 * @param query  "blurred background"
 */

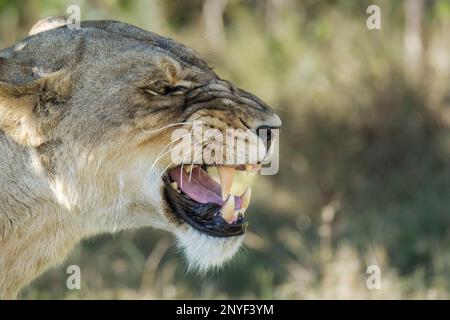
xmin=1 ymin=0 xmax=450 ymax=299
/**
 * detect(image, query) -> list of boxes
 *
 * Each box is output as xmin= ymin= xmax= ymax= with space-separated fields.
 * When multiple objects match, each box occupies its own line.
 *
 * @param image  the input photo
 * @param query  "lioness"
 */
xmin=0 ymin=17 xmax=281 ymax=299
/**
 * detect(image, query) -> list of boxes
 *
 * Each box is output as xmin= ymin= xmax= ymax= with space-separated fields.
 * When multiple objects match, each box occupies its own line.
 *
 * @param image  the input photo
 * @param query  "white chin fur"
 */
xmin=176 ymin=227 xmax=245 ymax=273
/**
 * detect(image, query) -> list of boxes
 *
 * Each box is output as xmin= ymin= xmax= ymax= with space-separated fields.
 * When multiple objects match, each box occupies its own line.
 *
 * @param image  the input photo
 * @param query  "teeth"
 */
xmin=171 ymin=181 xmax=181 ymax=193
xmin=217 ymin=166 xmax=235 ymax=201
xmin=183 ymin=164 xmax=195 ymax=173
xmin=240 ymin=187 xmax=251 ymax=215
xmin=221 ymin=195 xmax=237 ymax=223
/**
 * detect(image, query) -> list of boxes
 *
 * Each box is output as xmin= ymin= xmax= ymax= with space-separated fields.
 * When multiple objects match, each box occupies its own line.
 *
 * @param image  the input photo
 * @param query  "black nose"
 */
xmin=256 ymin=125 xmax=278 ymax=151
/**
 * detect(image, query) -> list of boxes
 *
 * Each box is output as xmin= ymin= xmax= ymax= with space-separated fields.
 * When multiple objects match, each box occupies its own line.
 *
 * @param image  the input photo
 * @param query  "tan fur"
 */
xmin=0 ymin=18 xmax=281 ymax=299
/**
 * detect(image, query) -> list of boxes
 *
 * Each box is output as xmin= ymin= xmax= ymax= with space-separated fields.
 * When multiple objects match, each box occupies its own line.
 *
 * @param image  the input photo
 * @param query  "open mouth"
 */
xmin=163 ymin=164 xmax=258 ymax=237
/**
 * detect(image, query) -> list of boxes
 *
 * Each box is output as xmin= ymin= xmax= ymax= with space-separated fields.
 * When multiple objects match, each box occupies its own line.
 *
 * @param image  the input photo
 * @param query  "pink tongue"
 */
xmin=191 ymin=166 xmax=222 ymax=196
xmin=168 ymin=167 xmax=242 ymax=209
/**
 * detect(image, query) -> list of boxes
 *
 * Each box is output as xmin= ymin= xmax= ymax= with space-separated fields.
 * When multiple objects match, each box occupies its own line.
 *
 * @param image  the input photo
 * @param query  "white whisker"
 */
xmin=157 ymin=159 xmax=179 ymax=185
xmin=147 ymin=132 xmax=193 ymax=178
xmin=189 ymin=140 xmax=211 ymax=182
xmin=145 ymin=129 xmax=197 ymax=184
xmin=181 ymin=138 xmax=206 ymax=186
xmin=140 ymin=122 xmax=193 ymax=136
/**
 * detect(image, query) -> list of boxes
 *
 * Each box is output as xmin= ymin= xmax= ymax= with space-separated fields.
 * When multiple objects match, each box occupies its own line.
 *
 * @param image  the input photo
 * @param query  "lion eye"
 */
xmin=143 ymin=83 xmax=188 ymax=97
xmin=166 ymin=85 xmax=188 ymax=96
xmin=144 ymin=88 xmax=163 ymax=96
xmin=144 ymin=80 xmax=167 ymax=96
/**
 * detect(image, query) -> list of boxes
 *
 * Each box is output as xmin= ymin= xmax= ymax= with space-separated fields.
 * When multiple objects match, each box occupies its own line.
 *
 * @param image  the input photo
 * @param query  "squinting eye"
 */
xmin=166 ymin=85 xmax=188 ymax=96
xmin=144 ymin=80 xmax=167 ymax=96
xmin=144 ymin=88 xmax=163 ymax=96
xmin=143 ymin=84 xmax=188 ymax=96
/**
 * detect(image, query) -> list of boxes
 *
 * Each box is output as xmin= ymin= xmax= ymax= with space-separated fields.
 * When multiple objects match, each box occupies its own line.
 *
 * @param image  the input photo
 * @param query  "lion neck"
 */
xmin=0 ymin=132 xmax=84 ymax=299
xmin=0 ymin=132 xmax=166 ymax=298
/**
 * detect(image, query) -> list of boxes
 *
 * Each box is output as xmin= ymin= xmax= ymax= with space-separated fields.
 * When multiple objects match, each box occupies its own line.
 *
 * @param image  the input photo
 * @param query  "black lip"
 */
xmin=162 ymin=175 xmax=247 ymax=237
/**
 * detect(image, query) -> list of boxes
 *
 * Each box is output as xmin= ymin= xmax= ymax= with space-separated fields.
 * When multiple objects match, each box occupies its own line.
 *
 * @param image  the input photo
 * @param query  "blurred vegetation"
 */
xmin=1 ymin=0 xmax=450 ymax=299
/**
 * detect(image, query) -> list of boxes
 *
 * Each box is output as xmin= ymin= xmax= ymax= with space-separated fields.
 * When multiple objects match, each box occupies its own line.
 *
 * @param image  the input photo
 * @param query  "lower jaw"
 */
xmin=176 ymin=228 xmax=245 ymax=272
xmin=162 ymin=174 xmax=247 ymax=238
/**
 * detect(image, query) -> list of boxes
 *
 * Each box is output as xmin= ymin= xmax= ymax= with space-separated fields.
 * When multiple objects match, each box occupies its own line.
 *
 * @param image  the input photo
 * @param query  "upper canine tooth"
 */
xmin=217 ymin=166 xmax=235 ymax=201
xmin=221 ymin=195 xmax=236 ymax=223
xmin=183 ymin=164 xmax=194 ymax=173
xmin=240 ymin=187 xmax=251 ymax=214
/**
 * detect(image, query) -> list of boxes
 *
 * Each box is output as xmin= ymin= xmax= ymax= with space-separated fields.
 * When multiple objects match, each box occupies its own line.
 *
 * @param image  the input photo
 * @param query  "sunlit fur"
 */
xmin=176 ymin=228 xmax=245 ymax=273
xmin=0 ymin=18 xmax=281 ymax=299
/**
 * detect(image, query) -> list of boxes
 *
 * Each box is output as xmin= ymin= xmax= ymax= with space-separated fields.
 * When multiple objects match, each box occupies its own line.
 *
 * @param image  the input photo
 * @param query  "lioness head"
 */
xmin=0 ymin=18 xmax=281 ymax=271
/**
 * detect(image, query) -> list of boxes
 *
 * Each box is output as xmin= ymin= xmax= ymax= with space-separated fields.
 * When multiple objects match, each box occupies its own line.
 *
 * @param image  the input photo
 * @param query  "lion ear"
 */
xmin=29 ymin=16 xmax=68 ymax=36
xmin=0 ymin=58 xmax=72 ymax=147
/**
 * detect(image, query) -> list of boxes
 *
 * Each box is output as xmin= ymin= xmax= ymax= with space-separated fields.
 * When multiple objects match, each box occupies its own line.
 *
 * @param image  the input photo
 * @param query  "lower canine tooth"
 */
xmin=221 ymin=195 xmax=236 ymax=223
